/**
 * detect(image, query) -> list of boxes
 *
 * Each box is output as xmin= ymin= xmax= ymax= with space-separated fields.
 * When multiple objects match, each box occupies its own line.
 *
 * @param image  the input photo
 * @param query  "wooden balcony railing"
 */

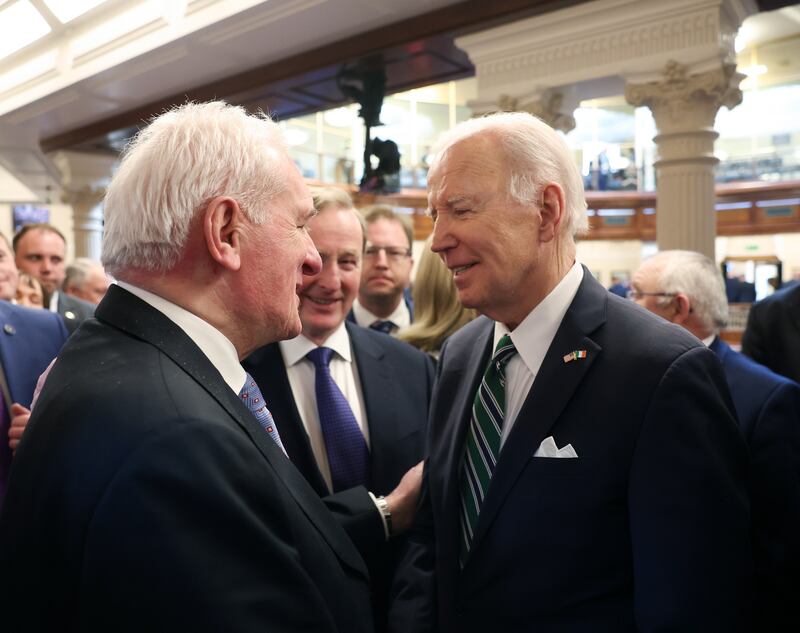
xmin=343 ymin=180 xmax=800 ymax=241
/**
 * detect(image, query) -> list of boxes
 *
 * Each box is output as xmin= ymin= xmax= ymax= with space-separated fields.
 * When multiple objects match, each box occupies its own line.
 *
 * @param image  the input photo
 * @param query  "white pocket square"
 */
xmin=533 ymin=436 xmax=578 ymax=458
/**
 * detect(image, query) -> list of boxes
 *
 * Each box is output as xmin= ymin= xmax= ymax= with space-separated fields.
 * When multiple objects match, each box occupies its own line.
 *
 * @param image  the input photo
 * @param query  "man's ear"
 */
xmin=672 ymin=293 xmax=692 ymax=324
xmin=539 ymin=183 xmax=565 ymax=243
xmin=203 ymin=196 xmax=242 ymax=271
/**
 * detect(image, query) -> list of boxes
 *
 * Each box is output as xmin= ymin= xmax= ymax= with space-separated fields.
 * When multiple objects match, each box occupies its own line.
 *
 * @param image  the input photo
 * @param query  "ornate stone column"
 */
xmin=65 ymin=186 xmax=106 ymax=259
xmin=626 ymin=62 xmax=744 ymax=258
xmin=472 ymin=89 xmax=577 ymax=133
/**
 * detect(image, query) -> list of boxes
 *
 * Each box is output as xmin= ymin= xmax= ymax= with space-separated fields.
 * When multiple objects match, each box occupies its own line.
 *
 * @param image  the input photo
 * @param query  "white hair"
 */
xmin=649 ymin=250 xmax=729 ymax=333
xmin=430 ymin=111 xmax=589 ymax=239
xmin=63 ymin=257 xmax=103 ymax=291
xmin=102 ymin=101 xmax=288 ymax=276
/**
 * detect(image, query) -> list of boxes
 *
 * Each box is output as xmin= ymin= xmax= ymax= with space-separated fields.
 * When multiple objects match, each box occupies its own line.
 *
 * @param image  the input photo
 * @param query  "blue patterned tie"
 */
xmin=370 ymin=320 xmax=397 ymax=334
xmin=239 ymin=373 xmax=286 ymax=455
xmin=306 ymin=347 xmax=370 ymax=492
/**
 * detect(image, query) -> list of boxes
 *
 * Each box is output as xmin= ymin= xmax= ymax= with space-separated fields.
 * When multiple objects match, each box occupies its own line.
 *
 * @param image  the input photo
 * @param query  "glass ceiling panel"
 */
xmin=0 ymin=1 xmax=51 ymax=60
xmin=43 ymin=0 xmax=110 ymax=24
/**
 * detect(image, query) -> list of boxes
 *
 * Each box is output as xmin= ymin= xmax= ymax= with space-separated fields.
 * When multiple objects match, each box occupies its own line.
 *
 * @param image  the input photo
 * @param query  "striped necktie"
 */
xmin=239 ymin=373 xmax=287 ymax=455
xmin=459 ymin=334 xmax=517 ymax=565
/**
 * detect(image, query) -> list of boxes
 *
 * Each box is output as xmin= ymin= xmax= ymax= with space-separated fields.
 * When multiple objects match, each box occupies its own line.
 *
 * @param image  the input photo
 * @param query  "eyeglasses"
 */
xmin=364 ymin=244 xmax=411 ymax=262
xmin=626 ymin=290 xmax=677 ymax=300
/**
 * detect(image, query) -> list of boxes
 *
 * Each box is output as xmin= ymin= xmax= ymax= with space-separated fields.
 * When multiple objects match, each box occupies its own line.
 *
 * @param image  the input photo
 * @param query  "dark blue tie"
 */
xmin=306 ymin=347 xmax=369 ymax=492
xmin=370 ymin=320 xmax=397 ymax=334
xmin=239 ymin=373 xmax=286 ymax=455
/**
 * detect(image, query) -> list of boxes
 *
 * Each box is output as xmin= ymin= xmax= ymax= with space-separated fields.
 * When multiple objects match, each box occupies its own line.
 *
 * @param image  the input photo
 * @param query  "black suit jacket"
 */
xmin=56 ymin=291 xmax=96 ymax=333
xmin=711 ymin=337 xmax=800 ymax=630
xmin=244 ymin=321 xmax=434 ymax=628
xmin=0 ymin=286 xmax=372 ymax=633
xmin=742 ymin=283 xmax=800 ymax=383
xmin=391 ymin=270 xmax=751 ymax=633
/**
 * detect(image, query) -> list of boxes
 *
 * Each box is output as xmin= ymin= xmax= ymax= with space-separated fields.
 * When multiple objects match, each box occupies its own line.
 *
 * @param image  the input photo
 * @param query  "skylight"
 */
xmin=0 ymin=1 xmax=52 ymax=61
xmin=43 ymin=0 xmax=110 ymax=24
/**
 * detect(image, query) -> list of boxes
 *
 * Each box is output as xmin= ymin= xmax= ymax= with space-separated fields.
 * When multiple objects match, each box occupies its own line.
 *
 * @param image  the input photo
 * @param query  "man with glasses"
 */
xmin=632 ymin=250 xmax=800 ymax=631
xmin=350 ymin=206 xmax=414 ymax=334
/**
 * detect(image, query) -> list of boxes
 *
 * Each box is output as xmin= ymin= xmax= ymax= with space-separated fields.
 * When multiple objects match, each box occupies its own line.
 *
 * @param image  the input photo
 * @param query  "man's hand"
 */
xmin=384 ymin=460 xmax=424 ymax=536
xmin=8 ymin=403 xmax=32 ymax=455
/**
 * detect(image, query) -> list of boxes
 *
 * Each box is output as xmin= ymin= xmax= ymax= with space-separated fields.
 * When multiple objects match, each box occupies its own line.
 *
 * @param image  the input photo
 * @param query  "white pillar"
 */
xmin=626 ymin=62 xmax=744 ymax=258
xmin=67 ymin=187 xmax=105 ymax=259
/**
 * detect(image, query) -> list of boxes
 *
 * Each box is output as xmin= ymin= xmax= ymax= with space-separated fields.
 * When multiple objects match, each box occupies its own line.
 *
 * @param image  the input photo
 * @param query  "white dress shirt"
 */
xmin=117 ymin=282 xmax=246 ymax=395
xmin=493 ymin=261 xmax=584 ymax=448
xmin=279 ymin=322 xmax=369 ymax=492
xmin=352 ymin=297 xmax=411 ymax=330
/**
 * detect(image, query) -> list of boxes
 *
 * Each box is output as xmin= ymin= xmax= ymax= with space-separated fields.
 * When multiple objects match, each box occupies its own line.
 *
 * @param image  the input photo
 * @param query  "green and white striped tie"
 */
xmin=459 ymin=334 xmax=517 ymax=566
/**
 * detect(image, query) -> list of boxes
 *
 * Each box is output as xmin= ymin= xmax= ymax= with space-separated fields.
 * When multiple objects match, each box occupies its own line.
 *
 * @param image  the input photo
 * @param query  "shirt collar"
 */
xmin=494 ymin=261 xmax=584 ymax=372
xmin=48 ymin=290 xmax=59 ymax=312
xmin=280 ymin=321 xmax=353 ymax=366
xmin=117 ymin=281 xmax=246 ymax=394
xmin=701 ymin=334 xmax=716 ymax=347
xmin=352 ymin=297 xmax=410 ymax=329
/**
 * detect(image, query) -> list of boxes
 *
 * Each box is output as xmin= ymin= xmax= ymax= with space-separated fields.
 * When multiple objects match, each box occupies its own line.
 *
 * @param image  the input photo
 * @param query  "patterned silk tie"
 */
xmin=306 ymin=347 xmax=370 ymax=492
xmin=459 ymin=334 xmax=518 ymax=565
xmin=239 ymin=373 xmax=286 ymax=455
xmin=370 ymin=320 xmax=397 ymax=335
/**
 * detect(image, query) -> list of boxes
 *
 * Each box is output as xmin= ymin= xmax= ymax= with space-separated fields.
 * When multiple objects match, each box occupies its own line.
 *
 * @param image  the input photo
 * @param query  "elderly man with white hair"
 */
xmin=0 ymin=102 xmax=373 ymax=633
xmin=390 ymin=112 xmax=750 ymax=633
xmin=632 ymin=249 xmax=800 ymax=631
xmin=63 ymin=257 xmax=111 ymax=305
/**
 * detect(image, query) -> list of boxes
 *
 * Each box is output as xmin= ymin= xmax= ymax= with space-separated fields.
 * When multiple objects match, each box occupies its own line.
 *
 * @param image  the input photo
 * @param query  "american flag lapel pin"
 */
xmin=563 ymin=350 xmax=587 ymax=363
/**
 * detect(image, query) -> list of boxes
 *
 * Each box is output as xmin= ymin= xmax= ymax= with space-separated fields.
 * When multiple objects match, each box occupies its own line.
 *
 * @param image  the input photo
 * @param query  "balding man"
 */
xmin=390 ymin=113 xmax=750 ymax=632
xmin=633 ymin=249 xmax=800 ymax=631
xmin=63 ymin=258 xmax=111 ymax=305
xmin=13 ymin=224 xmax=95 ymax=331
xmin=0 ymin=102 xmax=372 ymax=632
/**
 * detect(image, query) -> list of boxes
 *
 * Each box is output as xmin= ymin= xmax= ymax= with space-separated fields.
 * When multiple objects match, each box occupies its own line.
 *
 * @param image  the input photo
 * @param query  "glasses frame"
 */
xmin=364 ymin=244 xmax=412 ymax=261
xmin=626 ymin=290 xmax=677 ymax=300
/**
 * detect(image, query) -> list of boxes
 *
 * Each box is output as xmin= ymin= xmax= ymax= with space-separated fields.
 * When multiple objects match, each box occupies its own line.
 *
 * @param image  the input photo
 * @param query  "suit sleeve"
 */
xmin=628 ymin=346 xmax=752 ymax=631
xmin=80 ymin=419 xmax=346 ymax=633
xmin=741 ymin=302 xmax=767 ymax=366
xmin=323 ymin=486 xmax=386 ymax=559
xmin=749 ymin=380 xmax=800 ymax=629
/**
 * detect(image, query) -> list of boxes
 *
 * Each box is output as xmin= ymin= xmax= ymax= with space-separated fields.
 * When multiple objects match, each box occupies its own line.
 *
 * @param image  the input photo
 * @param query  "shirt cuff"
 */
xmin=368 ymin=491 xmax=391 ymax=541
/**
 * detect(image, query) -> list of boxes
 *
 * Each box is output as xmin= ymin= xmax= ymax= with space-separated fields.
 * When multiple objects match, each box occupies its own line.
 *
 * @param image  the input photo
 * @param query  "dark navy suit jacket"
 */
xmin=391 ymin=270 xmax=751 ymax=633
xmin=742 ymin=283 xmax=800 ymax=383
xmin=711 ymin=337 xmax=800 ymax=630
xmin=0 ymin=287 xmax=372 ymax=632
xmin=244 ymin=321 xmax=434 ymax=630
xmin=0 ymin=300 xmax=68 ymax=507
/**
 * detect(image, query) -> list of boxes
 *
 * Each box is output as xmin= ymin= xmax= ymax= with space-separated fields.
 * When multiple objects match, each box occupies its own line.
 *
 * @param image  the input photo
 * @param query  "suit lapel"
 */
xmin=469 ymin=270 xmax=607 ymax=556
xmin=243 ymin=343 xmax=330 ymax=496
xmin=347 ymin=323 xmax=399 ymax=491
xmin=96 ymin=286 xmax=367 ymax=577
xmin=438 ymin=318 xmax=495 ymax=563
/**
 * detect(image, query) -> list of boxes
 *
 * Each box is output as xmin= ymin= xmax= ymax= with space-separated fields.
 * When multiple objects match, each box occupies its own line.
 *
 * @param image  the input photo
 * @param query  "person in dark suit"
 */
xmin=350 ymin=206 xmax=415 ymax=334
xmin=245 ymin=188 xmax=434 ymax=631
xmin=742 ymin=282 xmax=800 ymax=383
xmin=0 ymin=102 xmax=373 ymax=632
xmin=633 ymin=250 xmax=800 ymax=630
xmin=0 ymin=232 xmax=69 ymax=509
xmin=389 ymin=112 xmax=751 ymax=633
xmin=13 ymin=223 xmax=96 ymax=332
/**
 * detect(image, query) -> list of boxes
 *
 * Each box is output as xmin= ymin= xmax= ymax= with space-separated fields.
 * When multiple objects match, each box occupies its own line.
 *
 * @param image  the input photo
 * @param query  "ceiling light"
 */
xmin=284 ymin=128 xmax=310 ymax=146
xmin=323 ymin=107 xmax=356 ymax=128
xmin=43 ymin=0 xmax=109 ymax=23
xmin=0 ymin=1 xmax=51 ymax=61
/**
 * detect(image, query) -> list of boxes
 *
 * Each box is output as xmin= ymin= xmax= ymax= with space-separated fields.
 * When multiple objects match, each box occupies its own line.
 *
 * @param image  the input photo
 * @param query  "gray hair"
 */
xmin=102 ymin=101 xmax=288 ymax=276
xmin=649 ymin=250 xmax=728 ymax=333
xmin=63 ymin=257 xmax=103 ymax=291
xmin=310 ymin=186 xmax=366 ymax=250
xmin=430 ymin=111 xmax=589 ymax=240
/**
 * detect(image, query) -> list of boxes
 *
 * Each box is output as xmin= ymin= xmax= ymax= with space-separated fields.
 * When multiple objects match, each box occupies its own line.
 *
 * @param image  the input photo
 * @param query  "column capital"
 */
xmin=625 ymin=61 xmax=744 ymax=132
xmin=471 ymin=89 xmax=576 ymax=133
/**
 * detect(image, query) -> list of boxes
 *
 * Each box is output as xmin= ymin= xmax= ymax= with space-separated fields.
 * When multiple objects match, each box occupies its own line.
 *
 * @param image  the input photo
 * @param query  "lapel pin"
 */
xmin=64 ymin=310 xmax=76 ymax=320
xmin=563 ymin=350 xmax=587 ymax=363
xmin=4 ymin=323 xmax=16 ymax=335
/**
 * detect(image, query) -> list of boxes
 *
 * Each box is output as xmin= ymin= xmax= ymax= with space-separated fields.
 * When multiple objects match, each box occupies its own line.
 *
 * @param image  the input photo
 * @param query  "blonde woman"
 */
xmin=398 ymin=236 xmax=476 ymax=358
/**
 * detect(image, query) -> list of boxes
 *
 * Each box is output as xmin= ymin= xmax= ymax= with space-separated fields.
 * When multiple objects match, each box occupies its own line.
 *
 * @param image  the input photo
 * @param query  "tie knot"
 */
xmin=370 ymin=320 xmax=397 ymax=334
xmin=307 ymin=346 xmax=334 ymax=368
xmin=493 ymin=334 xmax=517 ymax=367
